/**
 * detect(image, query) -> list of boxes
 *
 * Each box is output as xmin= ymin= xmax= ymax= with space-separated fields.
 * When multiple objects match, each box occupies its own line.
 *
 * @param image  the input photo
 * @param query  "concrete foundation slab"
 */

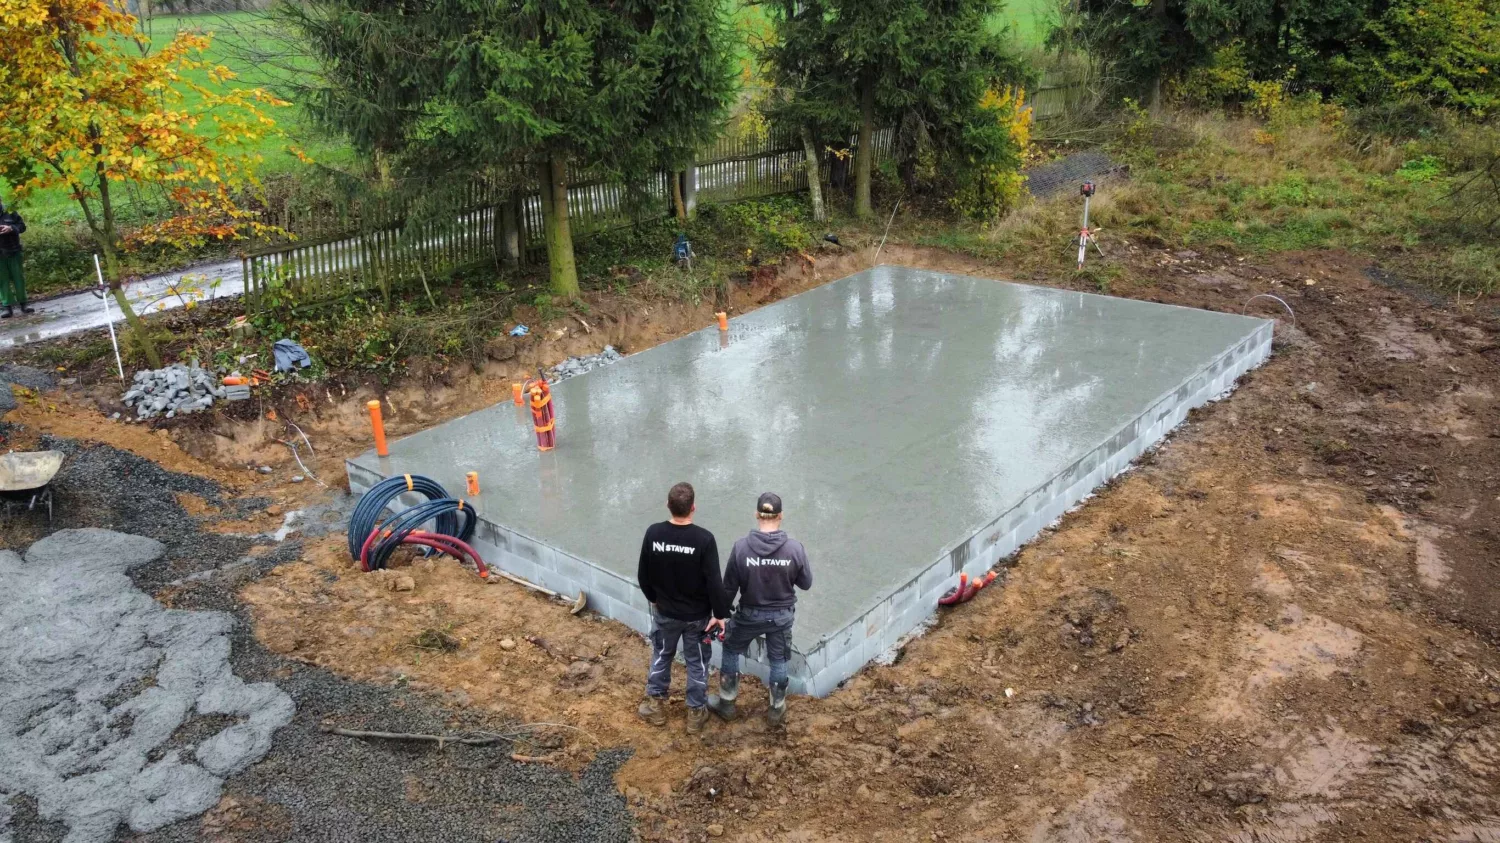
xmin=348 ymin=266 xmax=1273 ymax=696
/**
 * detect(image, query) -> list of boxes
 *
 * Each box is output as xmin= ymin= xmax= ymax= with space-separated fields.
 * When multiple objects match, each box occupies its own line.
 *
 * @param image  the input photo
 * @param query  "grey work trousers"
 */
xmin=645 ymin=609 xmax=713 ymax=709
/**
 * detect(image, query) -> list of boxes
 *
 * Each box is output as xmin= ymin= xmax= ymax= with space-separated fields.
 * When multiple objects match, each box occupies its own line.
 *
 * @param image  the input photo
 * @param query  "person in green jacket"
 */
xmin=0 ymin=197 xmax=34 ymax=318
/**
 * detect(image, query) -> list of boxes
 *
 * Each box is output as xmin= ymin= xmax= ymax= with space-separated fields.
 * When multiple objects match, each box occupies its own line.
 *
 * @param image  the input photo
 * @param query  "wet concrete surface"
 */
xmin=350 ymin=266 xmax=1271 ymax=652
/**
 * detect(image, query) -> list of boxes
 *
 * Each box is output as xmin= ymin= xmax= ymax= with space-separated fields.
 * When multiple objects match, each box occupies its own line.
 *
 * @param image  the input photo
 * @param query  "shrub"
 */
xmin=950 ymin=86 xmax=1033 ymax=221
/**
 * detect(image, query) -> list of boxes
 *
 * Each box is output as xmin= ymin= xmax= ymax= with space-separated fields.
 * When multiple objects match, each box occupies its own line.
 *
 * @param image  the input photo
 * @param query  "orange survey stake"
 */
xmin=466 ymin=471 xmax=480 ymax=495
xmin=367 ymin=400 xmax=389 ymax=457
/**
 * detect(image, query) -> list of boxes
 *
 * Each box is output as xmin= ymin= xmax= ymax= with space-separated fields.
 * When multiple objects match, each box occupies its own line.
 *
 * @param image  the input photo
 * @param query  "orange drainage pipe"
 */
xmin=938 ymin=570 xmax=998 ymax=606
xmin=716 ymin=312 xmax=728 ymax=331
xmin=529 ymin=381 xmax=556 ymax=451
xmin=466 ymin=471 xmax=480 ymax=496
xmin=367 ymin=400 xmax=389 ymax=457
xmin=512 ymin=382 xmax=524 ymax=405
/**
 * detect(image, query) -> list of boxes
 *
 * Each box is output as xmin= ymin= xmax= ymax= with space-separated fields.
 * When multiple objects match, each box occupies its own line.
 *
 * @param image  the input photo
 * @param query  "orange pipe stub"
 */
xmin=512 ymin=383 xmax=524 ymax=405
xmin=367 ymin=400 xmax=389 ymax=457
xmin=716 ymin=312 xmax=728 ymax=331
xmin=466 ymin=471 xmax=480 ymax=496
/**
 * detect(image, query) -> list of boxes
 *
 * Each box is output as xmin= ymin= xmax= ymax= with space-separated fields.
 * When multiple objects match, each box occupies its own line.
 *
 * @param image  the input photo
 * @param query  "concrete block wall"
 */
xmin=346 ymin=319 xmax=1274 ymax=699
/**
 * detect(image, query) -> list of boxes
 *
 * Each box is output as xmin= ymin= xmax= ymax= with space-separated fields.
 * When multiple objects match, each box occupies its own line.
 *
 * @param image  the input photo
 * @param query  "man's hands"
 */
xmin=0 ymin=226 xmax=12 ymax=234
xmin=705 ymin=617 xmax=727 ymax=635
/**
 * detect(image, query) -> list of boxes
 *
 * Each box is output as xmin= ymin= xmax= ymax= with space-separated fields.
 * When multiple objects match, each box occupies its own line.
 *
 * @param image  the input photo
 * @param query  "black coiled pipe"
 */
xmin=347 ymin=474 xmax=459 ymax=561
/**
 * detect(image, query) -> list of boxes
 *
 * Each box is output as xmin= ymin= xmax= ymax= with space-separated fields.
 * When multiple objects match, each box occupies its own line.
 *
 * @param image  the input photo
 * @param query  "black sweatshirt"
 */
xmin=0 ymin=211 xmax=25 ymax=257
xmin=636 ymin=521 xmax=728 ymax=621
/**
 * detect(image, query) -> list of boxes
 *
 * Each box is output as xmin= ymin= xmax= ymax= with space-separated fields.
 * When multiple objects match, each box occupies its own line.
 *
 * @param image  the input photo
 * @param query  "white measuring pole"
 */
xmin=95 ymin=254 xmax=125 ymax=381
xmin=1077 ymin=194 xmax=1092 ymax=270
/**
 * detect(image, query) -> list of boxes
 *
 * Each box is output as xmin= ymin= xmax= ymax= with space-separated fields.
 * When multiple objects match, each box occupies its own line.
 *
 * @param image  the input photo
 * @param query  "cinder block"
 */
xmin=589 ymin=568 xmax=637 ymax=606
xmin=861 ymin=601 xmax=890 ymax=640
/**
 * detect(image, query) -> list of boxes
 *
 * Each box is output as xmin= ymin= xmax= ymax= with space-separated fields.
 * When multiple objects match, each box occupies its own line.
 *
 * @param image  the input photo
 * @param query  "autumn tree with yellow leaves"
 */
xmin=0 ymin=0 xmax=285 ymax=366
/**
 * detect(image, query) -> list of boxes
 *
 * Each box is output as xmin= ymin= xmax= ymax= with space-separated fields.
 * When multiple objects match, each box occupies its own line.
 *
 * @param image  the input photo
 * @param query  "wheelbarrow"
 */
xmin=0 ymin=450 xmax=65 ymax=523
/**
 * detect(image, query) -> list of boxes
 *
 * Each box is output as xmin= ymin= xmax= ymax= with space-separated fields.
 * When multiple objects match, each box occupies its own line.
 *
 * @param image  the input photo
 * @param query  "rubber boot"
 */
xmin=19 ymin=302 xmax=32 ymax=315
xmin=766 ymin=680 xmax=789 ymax=728
xmin=685 ymin=706 xmax=709 ymax=734
xmin=1 ymin=306 xmax=12 ymax=319
xmin=707 ymin=673 xmax=739 ymax=721
xmin=637 ymin=695 xmax=667 ymax=727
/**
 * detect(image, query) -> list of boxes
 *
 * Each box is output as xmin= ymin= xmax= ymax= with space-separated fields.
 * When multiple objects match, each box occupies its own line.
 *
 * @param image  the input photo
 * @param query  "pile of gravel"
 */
xmin=0 ymin=363 xmax=56 ymax=415
xmin=0 ymin=529 xmax=295 ymax=843
xmin=122 ymin=363 xmax=226 ymax=419
xmin=548 ymin=345 xmax=623 ymax=383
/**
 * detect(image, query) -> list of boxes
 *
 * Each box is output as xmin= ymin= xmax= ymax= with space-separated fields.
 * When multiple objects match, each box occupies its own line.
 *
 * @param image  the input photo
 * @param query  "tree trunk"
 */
xmin=1150 ymin=0 xmax=1167 ymax=113
xmin=671 ymin=172 xmax=687 ymax=223
xmin=90 ymin=174 xmax=161 ymax=369
xmin=498 ymin=192 xmax=521 ymax=270
xmin=536 ymin=155 xmax=579 ymax=299
xmin=855 ymin=72 xmax=875 ymax=219
xmin=800 ymin=125 xmax=826 ymax=223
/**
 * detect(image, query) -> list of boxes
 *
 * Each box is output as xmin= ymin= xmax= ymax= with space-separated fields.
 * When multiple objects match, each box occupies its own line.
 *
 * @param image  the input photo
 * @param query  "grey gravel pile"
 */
xmin=548 ymin=345 xmax=623 ymax=382
xmin=0 ymin=529 xmax=295 ymax=843
xmin=0 ymin=363 xmax=57 ymax=392
xmin=122 ymin=363 xmax=227 ymax=419
xmin=0 ymin=364 xmax=55 ymax=416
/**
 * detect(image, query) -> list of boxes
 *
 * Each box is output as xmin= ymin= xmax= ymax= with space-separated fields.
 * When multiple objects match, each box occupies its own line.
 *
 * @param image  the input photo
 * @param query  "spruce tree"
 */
xmin=285 ymin=0 xmax=737 ymax=297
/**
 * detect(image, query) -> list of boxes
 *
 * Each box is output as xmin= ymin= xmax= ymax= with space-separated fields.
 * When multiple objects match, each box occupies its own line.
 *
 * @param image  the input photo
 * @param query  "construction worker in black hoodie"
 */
xmin=708 ymin=492 xmax=812 ymax=727
xmin=0 ymin=197 xmax=32 ymax=318
xmin=637 ymin=481 xmax=729 ymax=733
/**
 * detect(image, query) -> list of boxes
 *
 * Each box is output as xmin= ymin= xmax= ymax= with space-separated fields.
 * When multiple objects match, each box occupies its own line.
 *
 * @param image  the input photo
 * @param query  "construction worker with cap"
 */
xmin=636 ymin=481 xmax=729 ymax=733
xmin=708 ymin=491 xmax=812 ymax=727
xmin=0 ymin=197 xmax=33 ymax=318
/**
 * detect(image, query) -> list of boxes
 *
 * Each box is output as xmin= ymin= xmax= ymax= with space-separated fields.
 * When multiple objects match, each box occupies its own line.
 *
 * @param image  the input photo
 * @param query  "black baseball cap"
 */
xmin=756 ymin=492 xmax=782 ymax=517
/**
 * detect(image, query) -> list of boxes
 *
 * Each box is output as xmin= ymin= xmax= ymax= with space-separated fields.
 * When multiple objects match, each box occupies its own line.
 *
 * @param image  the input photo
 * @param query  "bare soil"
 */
xmin=8 ymin=239 xmax=1500 ymax=842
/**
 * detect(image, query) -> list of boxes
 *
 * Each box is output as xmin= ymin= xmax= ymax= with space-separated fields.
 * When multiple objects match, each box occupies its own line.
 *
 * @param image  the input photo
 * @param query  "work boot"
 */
xmin=637 ymin=695 xmax=667 ymax=727
xmin=707 ymin=673 xmax=739 ymax=721
xmin=19 ymin=303 xmax=32 ymax=315
xmin=765 ymin=680 xmax=789 ymax=728
xmin=685 ymin=706 xmax=709 ymax=734
xmin=1 ymin=306 xmax=11 ymax=319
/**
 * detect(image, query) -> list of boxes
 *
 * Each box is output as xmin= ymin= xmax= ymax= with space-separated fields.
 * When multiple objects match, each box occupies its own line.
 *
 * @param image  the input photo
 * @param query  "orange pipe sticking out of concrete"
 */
xmin=367 ymin=400 xmax=389 ymax=457
xmin=529 ymin=382 xmax=556 ymax=451
xmin=466 ymin=471 xmax=480 ymax=496
xmin=716 ymin=312 xmax=728 ymax=331
xmin=512 ymin=383 xmax=524 ymax=405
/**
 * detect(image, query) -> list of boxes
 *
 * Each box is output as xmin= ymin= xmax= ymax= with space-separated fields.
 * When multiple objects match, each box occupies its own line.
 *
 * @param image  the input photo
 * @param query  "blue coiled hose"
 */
xmin=348 ymin=474 xmax=462 ymax=561
xmin=362 ymin=498 xmax=478 ymax=572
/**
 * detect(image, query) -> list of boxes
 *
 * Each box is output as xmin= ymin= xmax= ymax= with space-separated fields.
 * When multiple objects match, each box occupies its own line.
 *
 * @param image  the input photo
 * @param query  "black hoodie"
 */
xmin=723 ymin=529 xmax=812 ymax=610
xmin=0 ymin=210 xmax=25 ymax=257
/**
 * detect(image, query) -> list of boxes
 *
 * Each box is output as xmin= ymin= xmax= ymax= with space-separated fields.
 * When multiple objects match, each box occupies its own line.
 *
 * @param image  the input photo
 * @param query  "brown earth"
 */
xmin=8 ymin=238 xmax=1500 ymax=841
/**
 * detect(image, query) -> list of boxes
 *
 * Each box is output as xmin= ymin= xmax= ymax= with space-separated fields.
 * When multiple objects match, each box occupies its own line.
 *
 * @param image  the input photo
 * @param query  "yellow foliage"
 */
xmin=0 ymin=0 xmax=287 ymax=264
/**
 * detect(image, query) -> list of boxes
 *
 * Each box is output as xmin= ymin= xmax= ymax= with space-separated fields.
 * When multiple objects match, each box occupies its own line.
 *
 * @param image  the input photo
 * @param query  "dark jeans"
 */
xmin=645 ymin=609 xmax=712 ymax=709
xmin=720 ymin=606 xmax=795 ymax=686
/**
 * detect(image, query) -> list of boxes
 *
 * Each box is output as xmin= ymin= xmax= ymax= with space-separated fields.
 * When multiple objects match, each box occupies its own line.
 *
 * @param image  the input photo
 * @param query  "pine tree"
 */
xmin=760 ymin=0 xmax=1025 ymax=219
xmin=285 ymin=0 xmax=737 ymax=298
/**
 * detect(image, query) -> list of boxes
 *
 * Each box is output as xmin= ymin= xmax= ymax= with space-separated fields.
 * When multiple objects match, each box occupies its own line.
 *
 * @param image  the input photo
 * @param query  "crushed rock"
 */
xmin=547 ymin=345 xmax=623 ymax=383
xmin=0 ymin=529 xmax=294 ymax=843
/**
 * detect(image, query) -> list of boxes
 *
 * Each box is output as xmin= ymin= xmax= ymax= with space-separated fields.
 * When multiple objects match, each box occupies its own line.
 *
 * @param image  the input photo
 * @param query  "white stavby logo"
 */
xmin=653 ymin=542 xmax=696 ymax=554
xmin=745 ymin=557 xmax=793 ymax=568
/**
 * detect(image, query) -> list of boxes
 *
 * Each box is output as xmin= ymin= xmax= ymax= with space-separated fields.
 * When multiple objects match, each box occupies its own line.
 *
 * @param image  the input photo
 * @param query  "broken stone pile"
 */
xmin=547 ymin=345 xmax=623 ymax=382
xmin=123 ymin=363 xmax=226 ymax=419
